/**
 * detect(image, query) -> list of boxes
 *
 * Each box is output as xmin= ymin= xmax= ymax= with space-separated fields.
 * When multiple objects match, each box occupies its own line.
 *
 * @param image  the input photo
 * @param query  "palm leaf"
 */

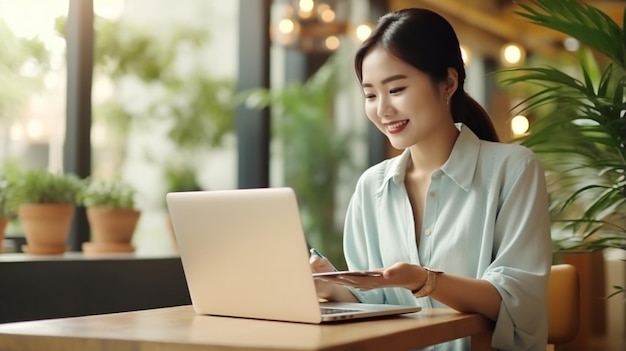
xmin=515 ymin=0 xmax=626 ymax=69
xmin=503 ymin=0 xmax=626 ymax=254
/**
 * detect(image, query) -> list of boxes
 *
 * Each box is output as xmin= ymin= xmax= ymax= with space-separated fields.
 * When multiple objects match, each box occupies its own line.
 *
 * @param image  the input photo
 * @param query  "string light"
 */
xmin=563 ymin=37 xmax=579 ymax=52
xmin=278 ymin=19 xmax=295 ymax=34
xmin=500 ymin=43 xmax=526 ymax=66
xmin=271 ymin=0 xmax=371 ymax=53
xmin=511 ymin=115 xmax=530 ymax=135
xmin=325 ymin=35 xmax=340 ymax=50
xmin=354 ymin=23 xmax=372 ymax=42
xmin=298 ymin=0 xmax=314 ymax=18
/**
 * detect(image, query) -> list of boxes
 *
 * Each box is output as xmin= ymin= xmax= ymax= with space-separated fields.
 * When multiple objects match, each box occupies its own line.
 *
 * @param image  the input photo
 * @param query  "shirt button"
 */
xmin=429 ymin=191 xmax=436 ymax=197
xmin=424 ymin=229 xmax=432 ymax=236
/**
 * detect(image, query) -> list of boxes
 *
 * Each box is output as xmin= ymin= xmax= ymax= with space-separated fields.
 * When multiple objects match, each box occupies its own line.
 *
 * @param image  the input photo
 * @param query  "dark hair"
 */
xmin=354 ymin=8 xmax=499 ymax=142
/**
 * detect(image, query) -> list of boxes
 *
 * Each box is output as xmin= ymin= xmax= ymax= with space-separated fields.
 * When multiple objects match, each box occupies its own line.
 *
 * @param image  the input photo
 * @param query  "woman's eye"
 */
xmin=390 ymin=87 xmax=406 ymax=94
xmin=364 ymin=93 xmax=376 ymax=100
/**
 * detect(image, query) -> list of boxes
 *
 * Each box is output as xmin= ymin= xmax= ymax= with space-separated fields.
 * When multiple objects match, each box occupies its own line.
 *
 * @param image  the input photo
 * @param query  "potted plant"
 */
xmin=501 ymin=0 xmax=625 ymax=274
xmin=9 ymin=168 xmax=81 ymax=255
xmin=499 ymin=3 xmax=626 ymax=345
xmin=77 ymin=178 xmax=141 ymax=253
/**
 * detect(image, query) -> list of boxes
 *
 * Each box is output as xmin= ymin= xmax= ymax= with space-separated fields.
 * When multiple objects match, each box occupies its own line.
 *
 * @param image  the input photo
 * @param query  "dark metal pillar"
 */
xmin=64 ymin=0 xmax=93 ymax=251
xmin=236 ymin=0 xmax=272 ymax=189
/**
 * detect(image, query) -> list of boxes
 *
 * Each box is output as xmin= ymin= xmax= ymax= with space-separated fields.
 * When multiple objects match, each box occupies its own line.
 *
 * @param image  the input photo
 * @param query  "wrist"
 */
xmin=408 ymin=265 xmax=428 ymax=292
xmin=411 ymin=267 xmax=444 ymax=298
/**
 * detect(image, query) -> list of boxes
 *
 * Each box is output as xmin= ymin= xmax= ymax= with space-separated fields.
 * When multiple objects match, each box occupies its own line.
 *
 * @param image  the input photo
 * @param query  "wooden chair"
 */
xmin=547 ymin=264 xmax=580 ymax=350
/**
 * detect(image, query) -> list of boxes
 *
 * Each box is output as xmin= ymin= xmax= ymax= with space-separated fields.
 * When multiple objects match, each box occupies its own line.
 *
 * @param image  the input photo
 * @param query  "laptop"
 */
xmin=166 ymin=187 xmax=421 ymax=324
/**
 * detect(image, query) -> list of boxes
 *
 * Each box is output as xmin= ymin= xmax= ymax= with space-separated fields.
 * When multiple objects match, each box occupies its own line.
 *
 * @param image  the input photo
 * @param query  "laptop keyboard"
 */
xmin=321 ymin=307 xmax=362 ymax=315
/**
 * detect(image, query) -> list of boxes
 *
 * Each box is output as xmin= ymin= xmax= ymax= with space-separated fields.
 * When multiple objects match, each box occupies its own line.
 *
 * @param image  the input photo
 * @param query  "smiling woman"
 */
xmin=310 ymin=7 xmax=553 ymax=351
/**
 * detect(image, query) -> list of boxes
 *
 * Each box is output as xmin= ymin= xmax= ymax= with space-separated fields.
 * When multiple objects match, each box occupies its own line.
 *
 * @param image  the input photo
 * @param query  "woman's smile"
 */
xmin=385 ymin=119 xmax=409 ymax=134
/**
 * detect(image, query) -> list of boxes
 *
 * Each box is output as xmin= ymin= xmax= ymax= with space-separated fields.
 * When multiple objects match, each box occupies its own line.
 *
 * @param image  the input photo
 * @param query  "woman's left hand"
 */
xmin=317 ymin=262 xmax=426 ymax=292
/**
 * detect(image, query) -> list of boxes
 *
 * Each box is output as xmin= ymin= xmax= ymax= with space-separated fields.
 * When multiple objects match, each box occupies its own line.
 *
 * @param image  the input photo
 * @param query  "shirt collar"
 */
xmin=441 ymin=123 xmax=480 ymax=191
xmin=380 ymin=123 xmax=480 ymax=192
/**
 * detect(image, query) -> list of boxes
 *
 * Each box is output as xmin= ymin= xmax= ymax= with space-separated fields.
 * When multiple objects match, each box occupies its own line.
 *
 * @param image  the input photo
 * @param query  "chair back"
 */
xmin=548 ymin=264 xmax=580 ymax=345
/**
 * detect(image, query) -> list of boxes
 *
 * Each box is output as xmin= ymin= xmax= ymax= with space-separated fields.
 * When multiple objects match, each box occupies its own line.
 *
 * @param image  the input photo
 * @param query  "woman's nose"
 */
xmin=377 ymin=98 xmax=395 ymax=118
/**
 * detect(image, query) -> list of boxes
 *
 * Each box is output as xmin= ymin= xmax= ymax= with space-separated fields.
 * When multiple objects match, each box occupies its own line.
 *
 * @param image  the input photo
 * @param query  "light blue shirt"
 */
xmin=343 ymin=124 xmax=552 ymax=351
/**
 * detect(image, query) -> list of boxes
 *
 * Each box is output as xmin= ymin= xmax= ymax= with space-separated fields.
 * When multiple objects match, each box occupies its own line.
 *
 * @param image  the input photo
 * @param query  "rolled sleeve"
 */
xmin=484 ymin=154 xmax=552 ymax=350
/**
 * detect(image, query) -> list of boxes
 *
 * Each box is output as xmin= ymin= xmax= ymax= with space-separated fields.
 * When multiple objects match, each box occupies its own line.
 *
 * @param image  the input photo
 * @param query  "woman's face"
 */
xmin=360 ymin=45 xmax=454 ymax=150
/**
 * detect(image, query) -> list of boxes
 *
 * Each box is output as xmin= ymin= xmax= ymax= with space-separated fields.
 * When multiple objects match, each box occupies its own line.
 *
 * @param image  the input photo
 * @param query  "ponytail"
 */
xmin=451 ymin=92 xmax=500 ymax=142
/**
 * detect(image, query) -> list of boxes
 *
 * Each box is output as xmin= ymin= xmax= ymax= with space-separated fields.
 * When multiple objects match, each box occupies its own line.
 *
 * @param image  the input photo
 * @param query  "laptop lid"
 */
xmin=166 ymin=187 xmax=420 ymax=324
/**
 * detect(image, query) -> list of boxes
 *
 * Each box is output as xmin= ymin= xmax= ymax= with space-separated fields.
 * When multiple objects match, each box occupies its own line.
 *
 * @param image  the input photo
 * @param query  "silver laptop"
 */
xmin=166 ymin=187 xmax=421 ymax=324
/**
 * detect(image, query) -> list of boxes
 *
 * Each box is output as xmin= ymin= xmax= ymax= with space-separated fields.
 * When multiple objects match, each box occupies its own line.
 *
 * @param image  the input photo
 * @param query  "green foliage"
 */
xmin=501 ymin=0 xmax=626 ymax=252
xmin=92 ymin=19 xmax=205 ymax=81
xmin=164 ymin=74 xmax=235 ymax=149
xmin=164 ymin=164 xmax=202 ymax=193
xmin=0 ymin=176 xmax=12 ymax=218
xmin=8 ymin=168 xmax=81 ymax=206
xmin=93 ymin=98 xmax=134 ymax=134
xmin=55 ymin=15 xmax=236 ymax=181
xmin=245 ymin=52 xmax=359 ymax=268
xmin=607 ymin=285 xmax=625 ymax=299
xmin=0 ymin=19 xmax=49 ymax=119
xmin=77 ymin=178 xmax=137 ymax=210
xmin=89 ymin=16 xmax=235 ymax=150
xmin=161 ymin=161 xmax=202 ymax=209
xmin=514 ymin=0 xmax=626 ymax=71
xmin=0 ymin=160 xmax=22 ymax=216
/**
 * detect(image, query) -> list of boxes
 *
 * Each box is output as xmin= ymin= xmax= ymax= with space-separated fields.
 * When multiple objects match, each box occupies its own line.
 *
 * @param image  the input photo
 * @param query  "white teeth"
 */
xmin=387 ymin=120 xmax=408 ymax=130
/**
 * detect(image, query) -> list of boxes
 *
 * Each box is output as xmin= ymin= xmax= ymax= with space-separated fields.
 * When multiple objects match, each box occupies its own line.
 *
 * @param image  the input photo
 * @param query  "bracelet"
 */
xmin=412 ymin=267 xmax=444 ymax=298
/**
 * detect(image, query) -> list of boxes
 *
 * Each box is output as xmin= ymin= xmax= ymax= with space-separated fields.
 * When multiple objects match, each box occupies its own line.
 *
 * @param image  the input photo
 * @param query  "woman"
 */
xmin=311 ymin=8 xmax=552 ymax=351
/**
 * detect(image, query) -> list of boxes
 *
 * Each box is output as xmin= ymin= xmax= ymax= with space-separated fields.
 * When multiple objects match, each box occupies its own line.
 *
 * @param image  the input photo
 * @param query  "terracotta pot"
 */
xmin=83 ymin=207 xmax=140 ymax=253
xmin=18 ymin=203 xmax=75 ymax=255
xmin=0 ymin=217 xmax=8 ymax=253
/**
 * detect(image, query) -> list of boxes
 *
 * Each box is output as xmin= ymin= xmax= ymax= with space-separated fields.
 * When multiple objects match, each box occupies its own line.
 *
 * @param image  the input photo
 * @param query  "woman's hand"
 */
xmin=315 ymin=262 xmax=427 ymax=292
xmin=309 ymin=255 xmax=337 ymax=300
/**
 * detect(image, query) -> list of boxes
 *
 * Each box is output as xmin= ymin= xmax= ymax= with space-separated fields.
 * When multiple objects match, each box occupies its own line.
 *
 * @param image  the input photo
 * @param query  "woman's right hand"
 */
xmin=310 ymin=255 xmax=336 ymax=300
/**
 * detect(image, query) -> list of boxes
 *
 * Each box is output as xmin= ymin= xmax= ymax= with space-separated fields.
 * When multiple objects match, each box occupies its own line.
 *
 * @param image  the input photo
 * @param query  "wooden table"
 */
xmin=0 ymin=305 xmax=495 ymax=351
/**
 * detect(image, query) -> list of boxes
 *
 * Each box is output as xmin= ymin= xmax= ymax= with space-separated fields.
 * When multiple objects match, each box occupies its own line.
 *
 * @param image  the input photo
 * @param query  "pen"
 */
xmin=309 ymin=248 xmax=337 ymax=271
